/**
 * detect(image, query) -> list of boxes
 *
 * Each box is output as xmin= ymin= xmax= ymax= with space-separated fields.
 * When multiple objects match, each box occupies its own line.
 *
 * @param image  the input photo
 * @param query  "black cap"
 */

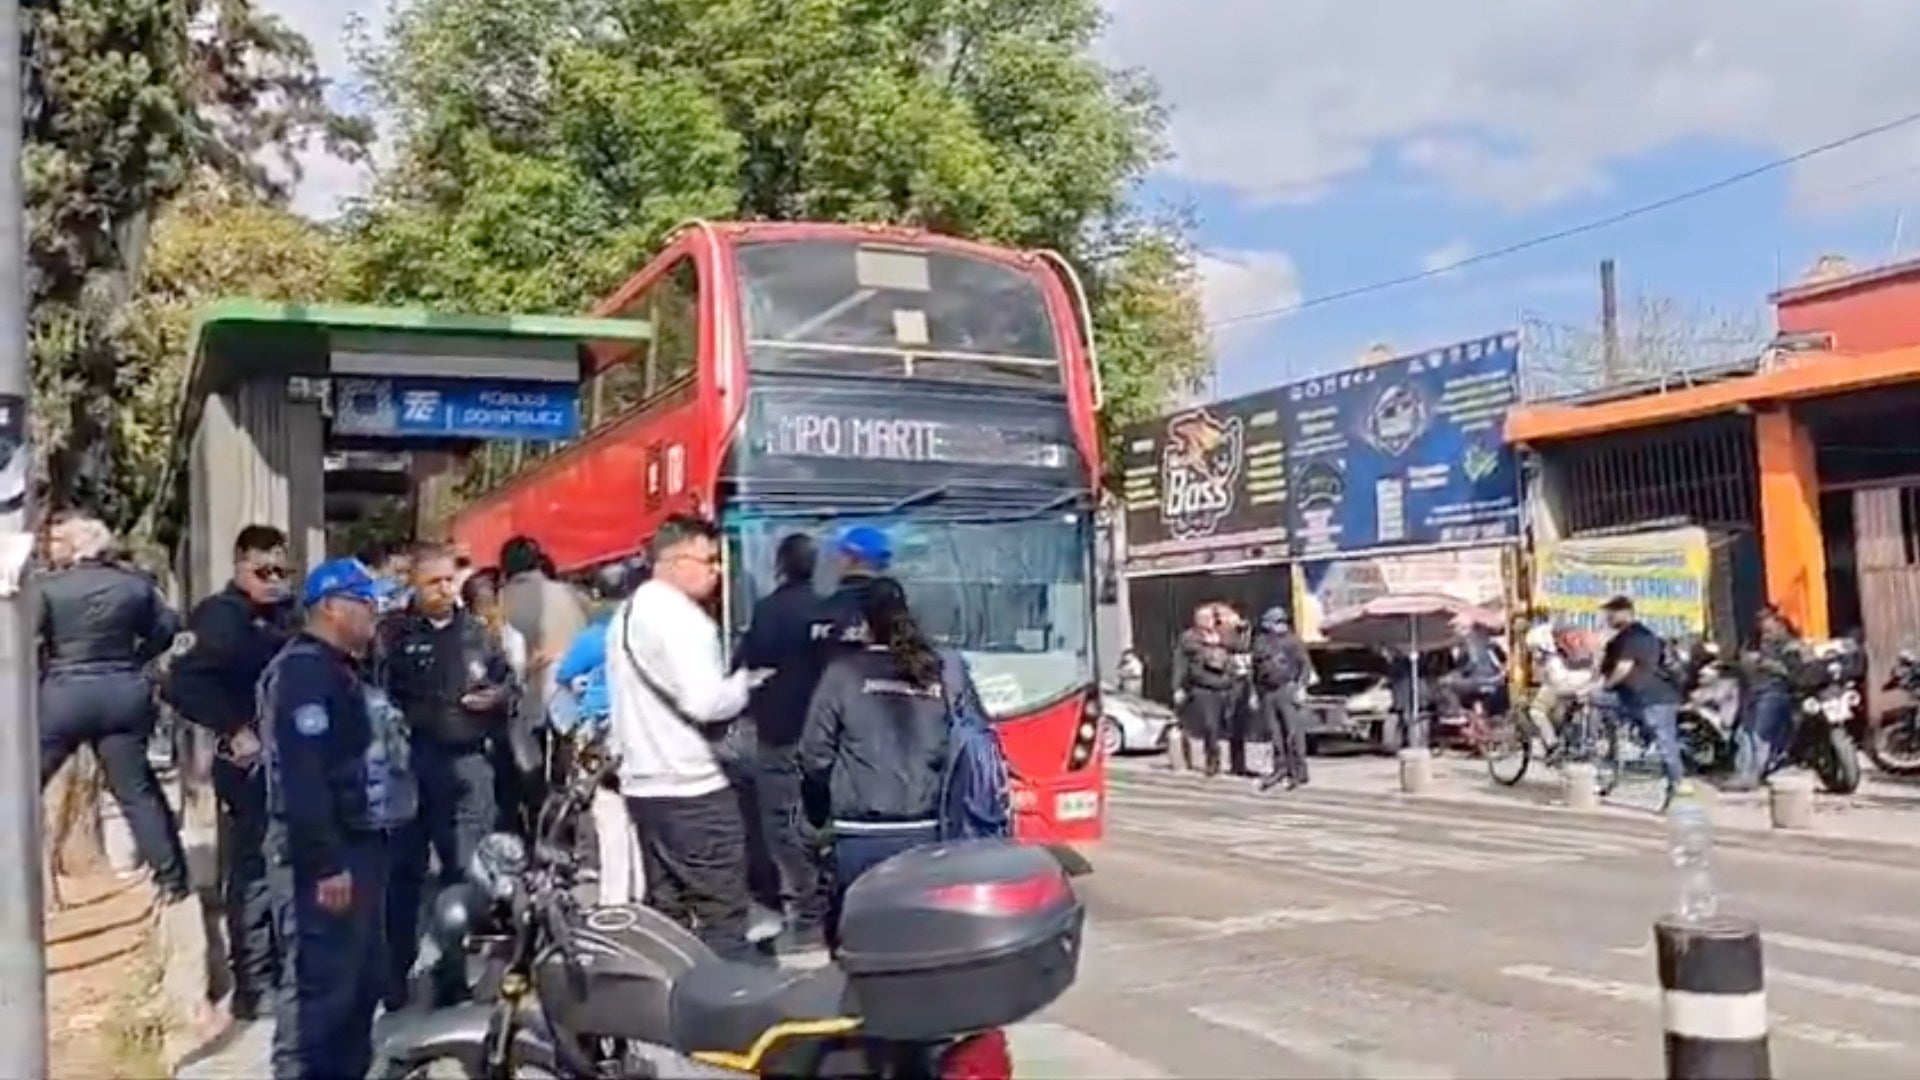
xmin=1600 ymin=595 xmax=1634 ymax=613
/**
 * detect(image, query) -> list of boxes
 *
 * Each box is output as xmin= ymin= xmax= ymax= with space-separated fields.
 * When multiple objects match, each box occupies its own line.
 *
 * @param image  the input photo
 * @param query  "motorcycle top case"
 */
xmin=534 ymin=903 xmax=705 ymax=1043
xmin=836 ymin=839 xmax=1083 ymax=1041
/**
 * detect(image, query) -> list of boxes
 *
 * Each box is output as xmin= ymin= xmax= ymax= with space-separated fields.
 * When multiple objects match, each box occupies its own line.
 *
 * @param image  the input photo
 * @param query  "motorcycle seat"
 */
xmin=670 ymin=959 xmax=857 ymax=1070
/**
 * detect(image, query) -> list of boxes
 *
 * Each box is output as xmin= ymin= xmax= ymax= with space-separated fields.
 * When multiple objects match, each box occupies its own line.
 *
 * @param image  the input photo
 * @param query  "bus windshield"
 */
xmin=736 ymin=239 xmax=1062 ymax=387
xmin=729 ymin=512 xmax=1095 ymax=718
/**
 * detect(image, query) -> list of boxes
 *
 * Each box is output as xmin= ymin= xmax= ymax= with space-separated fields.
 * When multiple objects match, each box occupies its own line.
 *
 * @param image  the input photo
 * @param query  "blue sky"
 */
xmin=269 ymin=0 xmax=1920 ymax=400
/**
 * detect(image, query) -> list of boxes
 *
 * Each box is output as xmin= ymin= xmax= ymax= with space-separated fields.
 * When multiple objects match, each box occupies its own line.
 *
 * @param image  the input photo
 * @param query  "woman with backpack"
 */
xmin=797 ymin=576 xmax=991 ymax=941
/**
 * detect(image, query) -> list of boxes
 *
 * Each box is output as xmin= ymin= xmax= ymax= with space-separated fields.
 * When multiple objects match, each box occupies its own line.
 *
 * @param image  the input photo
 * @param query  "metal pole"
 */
xmin=0 ymin=0 xmax=47 ymax=1075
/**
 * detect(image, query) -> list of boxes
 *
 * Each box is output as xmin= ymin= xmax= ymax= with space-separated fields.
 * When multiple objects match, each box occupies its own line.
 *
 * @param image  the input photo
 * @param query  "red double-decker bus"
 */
xmin=451 ymin=221 xmax=1107 ymax=844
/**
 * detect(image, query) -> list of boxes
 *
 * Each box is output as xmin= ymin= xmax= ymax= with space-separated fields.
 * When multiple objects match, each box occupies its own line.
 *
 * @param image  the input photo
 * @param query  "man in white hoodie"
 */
xmin=609 ymin=513 xmax=768 ymax=960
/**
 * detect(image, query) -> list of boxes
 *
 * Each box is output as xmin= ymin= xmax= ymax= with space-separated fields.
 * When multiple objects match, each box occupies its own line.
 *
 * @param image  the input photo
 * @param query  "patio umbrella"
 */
xmin=1321 ymin=593 xmax=1505 ymax=725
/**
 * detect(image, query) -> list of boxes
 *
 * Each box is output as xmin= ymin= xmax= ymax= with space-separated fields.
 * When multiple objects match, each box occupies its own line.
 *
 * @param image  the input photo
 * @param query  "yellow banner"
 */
xmin=1534 ymin=527 xmax=1710 ymax=639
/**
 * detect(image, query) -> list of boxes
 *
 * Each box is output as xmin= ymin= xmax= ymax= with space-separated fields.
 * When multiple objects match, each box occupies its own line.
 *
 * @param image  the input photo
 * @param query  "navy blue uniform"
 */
xmin=263 ymin=635 xmax=417 ymax=1080
xmin=38 ymin=559 xmax=187 ymax=896
xmin=813 ymin=574 xmax=879 ymax=652
xmin=797 ymin=645 xmax=953 ymax=937
xmin=168 ymin=584 xmax=296 ymax=1010
xmin=374 ymin=608 xmax=512 ymax=1008
xmin=736 ymin=579 xmax=835 ymax=937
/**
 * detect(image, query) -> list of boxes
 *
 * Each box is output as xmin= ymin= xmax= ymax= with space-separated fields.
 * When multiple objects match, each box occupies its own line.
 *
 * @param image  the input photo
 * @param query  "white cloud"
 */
xmin=1420 ymin=240 xmax=1473 ymax=275
xmin=1196 ymin=248 xmax=1301 ymax=330
xmin=260 ymin=0 xmax=386 ymax=218
xmin=1103 ymin=0 xmax=1920 ymax=214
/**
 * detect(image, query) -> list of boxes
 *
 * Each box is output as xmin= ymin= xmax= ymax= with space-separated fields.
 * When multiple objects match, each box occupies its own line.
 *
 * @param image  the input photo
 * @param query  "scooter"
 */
xmin=1867 ymin=647 xmax=1920 ymax=777
xmin=1674 ymin=643 xmax=1740 ymax=777
xmin=374 ymin=746 xmax=1082 ymax=1079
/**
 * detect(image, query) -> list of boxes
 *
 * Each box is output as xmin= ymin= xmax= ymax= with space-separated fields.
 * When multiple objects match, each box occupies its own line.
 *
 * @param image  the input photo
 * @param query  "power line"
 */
xmin=1209 ymin=104 xmax=1920 ymax=330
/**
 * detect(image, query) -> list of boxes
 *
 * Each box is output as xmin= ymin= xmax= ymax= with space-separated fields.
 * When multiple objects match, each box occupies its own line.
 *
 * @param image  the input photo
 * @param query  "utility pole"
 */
xmin=1599 ymin=258 xmax=1622 ymax=386
xmin=0 ymin=1 xmax=47 ymax=1076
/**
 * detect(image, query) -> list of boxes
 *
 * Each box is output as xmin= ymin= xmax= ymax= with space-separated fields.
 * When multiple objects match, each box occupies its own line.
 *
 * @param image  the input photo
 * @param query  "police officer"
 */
xmin=165 ymin=524 xmax=297 ymax=1018
xmin=1251 ymin=608 xmax=1312 ymax=792
xmin=815 ymin=525 xmax=892 ymax=647
xmin=1172 ymin=605 xmax=1234 ymax=776
xmin=736 ymin=533 xmax=832 ymax=949
xmin=377 ymin=544 xmax=515 ymax=1009
xmin=38 ymin=514 xmax=189 ymax=901
xmin=263 ymin=558 xmax=417 ymax=1080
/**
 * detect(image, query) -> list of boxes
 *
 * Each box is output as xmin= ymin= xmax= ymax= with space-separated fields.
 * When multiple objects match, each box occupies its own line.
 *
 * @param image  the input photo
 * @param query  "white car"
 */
xmin=1100 ymin=686 xmax=1178 ymax=756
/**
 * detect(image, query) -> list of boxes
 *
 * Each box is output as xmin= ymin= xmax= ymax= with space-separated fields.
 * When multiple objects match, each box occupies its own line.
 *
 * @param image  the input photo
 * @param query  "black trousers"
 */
xmin=214 ymin=758 xmax=277 ymax=1007
xmin=751 ymin=744 xmax=829 ymax=932
xmin=1226 ymin=685 xmax=1256 ymax=774
xmin=1260 ymin=690 xmax=1311 ymax=784
xmin=40 ymin=670 xmax=188 ymax=896
xmin=387 ymin=741 xmax=496 ymax=1009
xmin=1179 ymin=689 xmax=1230 ymax=774
xmin=627 ymin=789 xmax=754 ymax=961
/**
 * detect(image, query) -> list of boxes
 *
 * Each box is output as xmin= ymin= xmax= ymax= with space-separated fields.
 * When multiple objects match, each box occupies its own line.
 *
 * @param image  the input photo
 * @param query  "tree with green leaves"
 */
xmin=26 ymin=0 xmax=365 ymax=528
xmin=345 ymin=0 xmax=1209 ymax=438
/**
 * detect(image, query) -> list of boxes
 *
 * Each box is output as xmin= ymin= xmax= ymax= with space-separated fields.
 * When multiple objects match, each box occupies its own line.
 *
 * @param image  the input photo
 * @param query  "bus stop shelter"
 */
xmin=167 ymin=301 xmax=652 ymax=604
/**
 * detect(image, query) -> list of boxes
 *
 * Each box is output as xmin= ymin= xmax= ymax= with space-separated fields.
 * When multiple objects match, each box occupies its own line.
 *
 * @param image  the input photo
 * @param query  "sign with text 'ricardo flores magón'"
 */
xmin=1285 ymin=332 xmax=1521 ymax=558
xmin=1119 ymin=387 xmax=1289 ymax=574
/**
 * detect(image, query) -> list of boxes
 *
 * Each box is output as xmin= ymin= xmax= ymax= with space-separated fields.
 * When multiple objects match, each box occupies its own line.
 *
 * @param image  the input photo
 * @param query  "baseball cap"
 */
xmin=835 ymin=525 xmax=893 ymax=568
xmin=1259 ymin=606 xmax=1290 ymax=630
xmin=304 ymin=557 xmax=380 ymax=607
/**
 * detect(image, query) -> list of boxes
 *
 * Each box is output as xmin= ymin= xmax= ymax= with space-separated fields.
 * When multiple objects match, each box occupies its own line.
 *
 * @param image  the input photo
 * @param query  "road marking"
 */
xmin=1188 ymin=1003 xmax=1456 ymax=1079
xmin=1006 ymin=1021 xmax=1171 ymax=1079
xmin=1144 ymin=897 xmax=1447 ymax=941
xmin=1770 ymin=968 xmax=1920 ymax=1011
xmin=1500 ymin=963 xmax=1902 ymax=1052
xmin=1767 ymin=931 xmax=1920 ymax=973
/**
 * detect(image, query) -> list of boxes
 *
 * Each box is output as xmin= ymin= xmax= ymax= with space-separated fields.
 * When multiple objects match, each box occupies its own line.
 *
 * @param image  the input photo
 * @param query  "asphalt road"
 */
xmin=1032 ymin=758 xmax=1920 ymax=1079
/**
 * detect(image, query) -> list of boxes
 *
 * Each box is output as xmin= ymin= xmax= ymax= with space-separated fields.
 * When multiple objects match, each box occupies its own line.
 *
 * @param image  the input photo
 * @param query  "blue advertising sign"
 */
xmin=1285 ymin=332 xmax=1521 ymax=557
xmin=331 ymin=377 xmax=581 ymax=441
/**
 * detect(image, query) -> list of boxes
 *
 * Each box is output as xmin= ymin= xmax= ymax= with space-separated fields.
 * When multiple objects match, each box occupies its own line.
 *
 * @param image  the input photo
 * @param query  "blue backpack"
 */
xmin=936 ymin=649 xmax=1014 ymax=841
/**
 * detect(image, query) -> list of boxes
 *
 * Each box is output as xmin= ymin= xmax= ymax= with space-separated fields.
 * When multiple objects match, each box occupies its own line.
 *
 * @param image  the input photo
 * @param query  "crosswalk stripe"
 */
xmin=1767 ymin=931 xmax=1920 ymax=973
xmin=1006 ymin=1021 xmax=1171 ymax=1079
xmin=1188 ymin=1003 xmax=1456 ymax=1079
xmin=1500 ymin=963 xmax=1903 ymax=1053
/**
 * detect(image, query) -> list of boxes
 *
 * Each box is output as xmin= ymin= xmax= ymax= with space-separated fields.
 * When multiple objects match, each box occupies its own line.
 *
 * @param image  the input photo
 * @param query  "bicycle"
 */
xmin=1486 ymin=693 xmax=1625 ymax=795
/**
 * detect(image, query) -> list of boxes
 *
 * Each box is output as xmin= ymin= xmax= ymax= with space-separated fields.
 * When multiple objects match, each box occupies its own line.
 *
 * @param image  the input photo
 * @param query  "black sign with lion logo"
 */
xmin=1118 ymin=388 xmax=1290 ymax=572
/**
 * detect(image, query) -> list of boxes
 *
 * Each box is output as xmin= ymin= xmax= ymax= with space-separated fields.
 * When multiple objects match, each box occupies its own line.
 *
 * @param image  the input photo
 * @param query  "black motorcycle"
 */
xmin=1781 ymin=639 xmax=1867 ymax=795
xmin=374 ymin=742 xmax=1084 ymax=1079
xmin=1867 ymin=647 xmax=1920 ymax=777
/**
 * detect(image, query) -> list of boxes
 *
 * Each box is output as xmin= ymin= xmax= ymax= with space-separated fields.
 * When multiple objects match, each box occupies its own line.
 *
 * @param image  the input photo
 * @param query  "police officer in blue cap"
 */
xmin=262 ymin=558 xmax=417 ymax=1080
xmin=814 ymin=525 xmax=892 ymax=650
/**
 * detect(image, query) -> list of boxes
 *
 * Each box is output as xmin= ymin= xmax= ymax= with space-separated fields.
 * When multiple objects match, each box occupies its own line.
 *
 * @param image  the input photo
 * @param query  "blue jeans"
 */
xmin=1736 ymin=690 xmax=1794 ymax=785
xmin=1633 ymin=701 xmax=1687 ymax=786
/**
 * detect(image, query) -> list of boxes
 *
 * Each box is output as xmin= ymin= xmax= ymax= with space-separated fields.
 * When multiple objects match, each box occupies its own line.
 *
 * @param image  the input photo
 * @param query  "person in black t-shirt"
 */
xmin=1597 ymin=595 xmax=1686 ymax=800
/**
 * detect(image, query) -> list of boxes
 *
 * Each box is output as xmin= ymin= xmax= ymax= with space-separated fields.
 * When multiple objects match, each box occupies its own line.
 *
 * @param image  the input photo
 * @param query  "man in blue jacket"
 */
xmin=263 ymin=558 xmax=416 ymax=1080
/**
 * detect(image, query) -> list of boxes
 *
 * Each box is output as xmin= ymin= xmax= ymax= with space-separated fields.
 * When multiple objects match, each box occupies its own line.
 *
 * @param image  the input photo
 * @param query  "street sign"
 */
xmin=332 ymin=376 xmax=581 ymax=441
xmin=1285 ymin=332 xmax=1521 ymax=558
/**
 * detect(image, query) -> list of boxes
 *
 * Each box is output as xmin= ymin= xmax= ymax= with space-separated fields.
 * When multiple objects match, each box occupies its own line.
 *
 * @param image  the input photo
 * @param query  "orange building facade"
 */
xmin=1507 ymin=256 xmax=1920 ymax=691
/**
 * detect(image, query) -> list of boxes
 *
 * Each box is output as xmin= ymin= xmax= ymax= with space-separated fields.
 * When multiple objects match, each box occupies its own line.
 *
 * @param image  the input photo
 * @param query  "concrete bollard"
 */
xmin=1655 ymin=916 xmax=1771 ymax=1079
xmin=1767 ymin=772 xmax=1815 ymax=831
xmin=1563 ymin=762 xmax=1600 ymax=810
xmin=1398 ymin=748 xmax=1433 ymax=794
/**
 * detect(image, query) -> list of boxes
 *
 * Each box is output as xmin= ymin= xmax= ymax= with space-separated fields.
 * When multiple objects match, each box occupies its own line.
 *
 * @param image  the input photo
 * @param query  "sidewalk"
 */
xmin=1120 ymin=746 xmax=1920 ymax=855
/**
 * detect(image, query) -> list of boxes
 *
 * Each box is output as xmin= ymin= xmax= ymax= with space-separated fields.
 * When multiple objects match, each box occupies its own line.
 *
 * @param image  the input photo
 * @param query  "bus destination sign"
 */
xmin=752 ymin=397 xmax=1072 ymax=471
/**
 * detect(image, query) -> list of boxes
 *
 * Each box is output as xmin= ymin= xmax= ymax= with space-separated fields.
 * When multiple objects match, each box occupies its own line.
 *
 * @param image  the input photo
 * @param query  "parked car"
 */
xmin=1100 ymin=685 xmax=1177 ymax=755
xmin=1300 ymin=644 xmax=1404 ymax=754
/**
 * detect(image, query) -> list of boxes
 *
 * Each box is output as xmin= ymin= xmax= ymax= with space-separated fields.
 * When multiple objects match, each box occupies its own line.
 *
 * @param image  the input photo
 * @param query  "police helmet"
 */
xmin=429 ymin=881 xmax=492 ymax=953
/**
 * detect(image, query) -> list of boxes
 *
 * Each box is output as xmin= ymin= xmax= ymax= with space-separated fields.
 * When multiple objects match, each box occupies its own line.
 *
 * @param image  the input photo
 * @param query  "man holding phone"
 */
xmin=610 ymin=514 xmax=773 ymax=960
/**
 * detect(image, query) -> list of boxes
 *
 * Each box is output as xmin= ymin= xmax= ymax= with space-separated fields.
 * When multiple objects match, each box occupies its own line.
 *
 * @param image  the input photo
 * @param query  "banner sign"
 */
xmin=1534 ymin=526 xmax=1711 ymax=638
xmin=1285 ymin=332 xmax=1521 ymax=558
xmin=1296 ymin=546 xmax=1509 ymax=641
xmin=740 ymin=384 xmax=1081 ymax=484
xmin=1118 ymin=388 xmax=1289 ymax=573
xmin=332 ymin=377 xmax=581 ymax=442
